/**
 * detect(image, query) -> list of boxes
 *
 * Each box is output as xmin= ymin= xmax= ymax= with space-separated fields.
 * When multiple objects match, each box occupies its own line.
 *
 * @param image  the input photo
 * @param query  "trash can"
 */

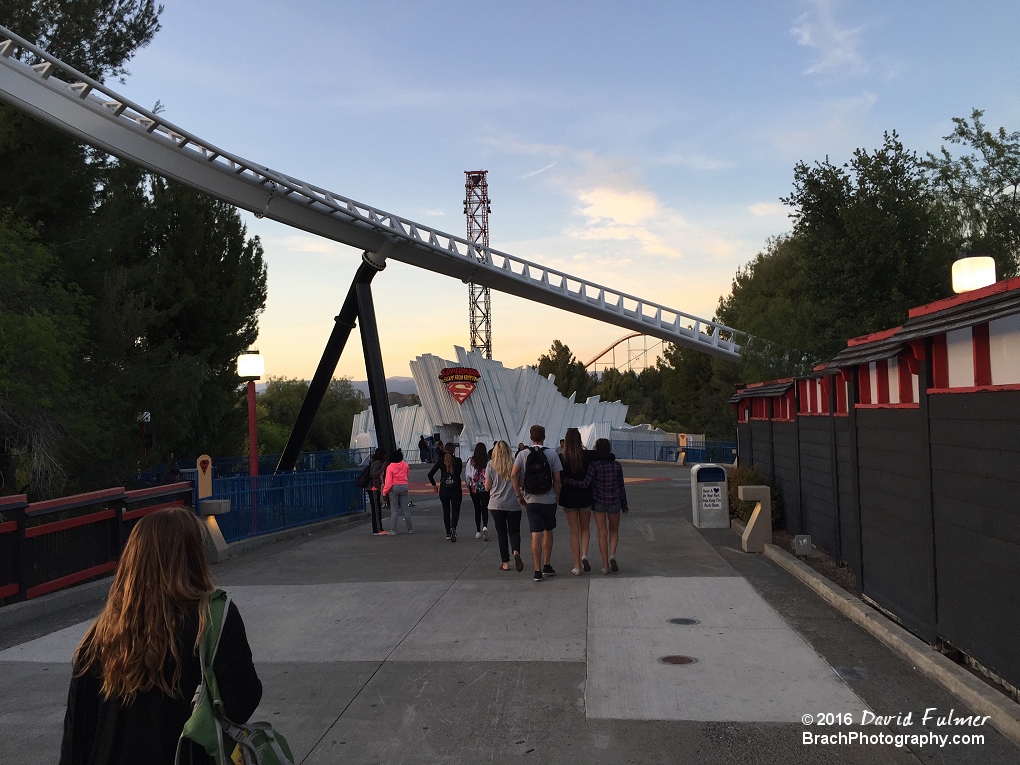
xmin=690 ymin=464 xmax=729 ymax=528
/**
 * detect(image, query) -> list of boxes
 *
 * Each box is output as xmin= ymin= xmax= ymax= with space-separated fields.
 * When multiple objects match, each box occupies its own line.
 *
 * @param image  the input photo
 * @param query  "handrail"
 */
xmin=0 ymin=24 xmax=746 ymax=361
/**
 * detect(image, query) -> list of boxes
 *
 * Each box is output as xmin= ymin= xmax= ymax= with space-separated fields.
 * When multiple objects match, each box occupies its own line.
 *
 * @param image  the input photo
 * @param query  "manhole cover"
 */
xmin=668 ymin=618 xmax=700 ymax=625
xmin=660 ymin=655 xmax=697 ymax=665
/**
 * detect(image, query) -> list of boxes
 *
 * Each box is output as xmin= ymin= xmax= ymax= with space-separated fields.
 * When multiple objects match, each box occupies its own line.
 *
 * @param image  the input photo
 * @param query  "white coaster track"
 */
xmin=0 ymin=25 xmax=743 ymax=362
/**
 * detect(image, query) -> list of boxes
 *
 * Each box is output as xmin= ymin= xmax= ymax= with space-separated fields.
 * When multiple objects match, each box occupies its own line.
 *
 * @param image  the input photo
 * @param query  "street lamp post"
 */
xmin=236 ymin=350 xmax=265 ymax=478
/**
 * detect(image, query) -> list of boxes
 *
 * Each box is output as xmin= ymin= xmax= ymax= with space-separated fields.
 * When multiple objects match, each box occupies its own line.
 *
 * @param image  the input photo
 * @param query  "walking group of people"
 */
xmin=368 ymin=426 xmax=629 ymax=581
xmin=426 ymin=425 xmax=628 ymax=580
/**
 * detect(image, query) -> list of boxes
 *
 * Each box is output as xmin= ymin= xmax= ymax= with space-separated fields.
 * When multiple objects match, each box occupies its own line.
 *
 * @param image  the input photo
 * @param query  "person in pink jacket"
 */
xmin=382 ymin=448 xmax=412 ymax=534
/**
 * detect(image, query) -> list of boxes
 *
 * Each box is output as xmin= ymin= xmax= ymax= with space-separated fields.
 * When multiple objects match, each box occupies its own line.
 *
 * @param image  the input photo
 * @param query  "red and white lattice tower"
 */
xmin=464 ymin=170 xmax=492 ymax=359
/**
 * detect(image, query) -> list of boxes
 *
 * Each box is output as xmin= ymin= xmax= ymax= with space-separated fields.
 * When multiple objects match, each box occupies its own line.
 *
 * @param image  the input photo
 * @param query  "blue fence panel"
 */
xmin=210 ymin=469 xmax=364 ymax=543
xmin=609 ymin=440 xmax=737 ymax=464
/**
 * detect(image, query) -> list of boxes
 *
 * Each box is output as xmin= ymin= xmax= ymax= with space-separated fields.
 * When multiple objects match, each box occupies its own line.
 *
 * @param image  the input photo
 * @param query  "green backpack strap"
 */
xmin=179 ymin=589 xmax=231 ymax=764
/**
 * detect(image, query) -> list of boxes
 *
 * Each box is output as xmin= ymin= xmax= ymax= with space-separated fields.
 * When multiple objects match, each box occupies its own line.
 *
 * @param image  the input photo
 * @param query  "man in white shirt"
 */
xmin=511 ymin=425 xmax=562 ymax=581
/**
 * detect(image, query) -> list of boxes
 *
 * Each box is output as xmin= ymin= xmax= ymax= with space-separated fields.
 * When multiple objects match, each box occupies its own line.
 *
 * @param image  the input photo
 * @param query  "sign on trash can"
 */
xmin=690 ymin=464 xmax=729 ymax=528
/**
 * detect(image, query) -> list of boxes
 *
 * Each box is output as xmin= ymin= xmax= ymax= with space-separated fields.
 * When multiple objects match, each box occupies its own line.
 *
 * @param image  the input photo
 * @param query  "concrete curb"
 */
xmin=758 ymin=539 xmax=1020 ymax=748
xmin=221 ymin=511 xmax=369 ymax=558
xmin=0 ymin=577 xmax=112 ymax=631
xmin=0 ymin=511 xmax=373 ymax=630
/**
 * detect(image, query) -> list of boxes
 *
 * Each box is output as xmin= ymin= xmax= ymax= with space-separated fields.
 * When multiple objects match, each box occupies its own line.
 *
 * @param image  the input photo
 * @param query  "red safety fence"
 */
xmin=0 ymin=482 xmax=193 ymax=604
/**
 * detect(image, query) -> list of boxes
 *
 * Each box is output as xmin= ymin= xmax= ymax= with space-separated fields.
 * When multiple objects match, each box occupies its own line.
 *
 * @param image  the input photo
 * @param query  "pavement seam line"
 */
xmin=756 ymin=539 xmax=1020 ymax=749
xmin=299 ymin=538 xmax=490 ymax=763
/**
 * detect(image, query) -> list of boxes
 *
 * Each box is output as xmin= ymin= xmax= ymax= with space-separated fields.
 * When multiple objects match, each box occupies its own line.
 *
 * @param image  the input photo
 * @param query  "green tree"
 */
xmin=780 ymin=132 xmax=959 ymax=360
xmin=0 ymin=5 xmax=269 ymax=493
xmin=0 ymin=213 xmax=93 ymax=496
xmin=928 ymin=109 xmax=1020 ymax=279
xmin=716 ymin=236 xmax=813 ymax=381
xmin=256 ymin=378 xmax=366 ymax=454
xmin=535 ymin=341 xmax=597 ymax=400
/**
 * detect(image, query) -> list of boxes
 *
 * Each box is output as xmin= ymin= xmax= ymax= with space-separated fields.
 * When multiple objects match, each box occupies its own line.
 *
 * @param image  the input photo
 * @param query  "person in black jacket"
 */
xmin=559 ymin=428 xmax=595 ymax=575
xmin=368 ymin=447 xmax=388 ymax=536
xmin=60 ymin=506 xmax=261 ymax=765
xmin=428 ymin=441 xmax=463 ymax=542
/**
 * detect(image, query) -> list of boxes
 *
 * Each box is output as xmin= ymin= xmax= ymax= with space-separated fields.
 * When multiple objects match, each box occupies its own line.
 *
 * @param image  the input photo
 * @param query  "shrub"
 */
xmin=728 ymin=465 xmax=782 ymax=526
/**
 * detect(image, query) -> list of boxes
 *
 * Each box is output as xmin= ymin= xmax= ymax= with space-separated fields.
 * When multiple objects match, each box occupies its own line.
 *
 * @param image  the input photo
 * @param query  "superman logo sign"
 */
xmin=438 ymin=367 xmax=481 ymax=404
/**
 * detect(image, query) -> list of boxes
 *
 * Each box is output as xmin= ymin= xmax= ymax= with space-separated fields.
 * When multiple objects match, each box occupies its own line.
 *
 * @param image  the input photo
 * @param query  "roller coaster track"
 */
xmin=0 ymin=25 xmax=744 ymax=362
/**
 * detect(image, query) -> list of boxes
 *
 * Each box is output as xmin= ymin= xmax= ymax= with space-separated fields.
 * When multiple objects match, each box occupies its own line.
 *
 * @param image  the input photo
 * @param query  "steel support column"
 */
xmin=276 ymin=249 xmax=389 ymax=472
xmin=356 ymin=283 xmax=396 ymax=453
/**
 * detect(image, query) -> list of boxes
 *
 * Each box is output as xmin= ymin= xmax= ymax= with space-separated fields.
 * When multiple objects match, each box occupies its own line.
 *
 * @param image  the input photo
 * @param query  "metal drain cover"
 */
xmin=660 ymin=655 xmax=697 ymax=665
xmin=668 ymin=618 xmax=700 ymax=625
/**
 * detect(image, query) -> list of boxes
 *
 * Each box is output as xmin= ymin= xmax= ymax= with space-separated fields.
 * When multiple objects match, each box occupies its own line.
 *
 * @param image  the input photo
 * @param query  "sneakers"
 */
xmin=581 ymin=557 xmax=591 ymax=573
xmin=542 ymin=564 xmax=556 ymax=577
xmin=446 ymin=531 xmax=451 ymax=539
xmin=610 ymin=558 xmax=619 ymax=573
xmin=373 ymin=531 xmax=388 ymax=536
xmin=513 ymin=552 xmax=524 ymax=572
xmin=482 ymin=526 xmax=489 ymax=541
xmin=475 ymin=531 xmax=482 ymax=539
xmin=601 ymin=566 xmax=610 ymax=575
xmin=388 ymin=529 xmax=397 ymax=535
xmin=533 ymin=570 xmax=543 ymax=582
xmin=407 ymin=527 xmax=414 ymax=534
xmin=571 ymin=567 xmax=582 ymax=576
xmin=451 ymin=529 xmax=457 ymax=543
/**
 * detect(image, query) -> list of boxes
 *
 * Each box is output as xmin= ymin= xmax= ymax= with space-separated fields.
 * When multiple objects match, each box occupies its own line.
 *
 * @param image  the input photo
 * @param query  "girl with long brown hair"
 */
xmin=60 ymin=506 xmax=261 ymax=765
xmin=559 ymin=427 xmax=595 ymax=575
xmin=428 ymin=441 xmax=463 ymax=542
xmin=467 ymin=442 xmax=490 ymax=540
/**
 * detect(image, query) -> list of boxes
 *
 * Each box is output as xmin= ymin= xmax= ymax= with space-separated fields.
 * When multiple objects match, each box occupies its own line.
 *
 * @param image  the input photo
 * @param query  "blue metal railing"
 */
xmin=609 ymin=440 xmax=737 ymax=464
xmin=208 ymin=469 xmax=365 ymax=543
xmin=683 ymin=441 xmax=738 ymax=464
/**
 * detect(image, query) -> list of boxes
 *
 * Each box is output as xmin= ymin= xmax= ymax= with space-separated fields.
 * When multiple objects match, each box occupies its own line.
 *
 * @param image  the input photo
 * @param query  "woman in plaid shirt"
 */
xmin=561 ymin=438 xmax=628 ymax=574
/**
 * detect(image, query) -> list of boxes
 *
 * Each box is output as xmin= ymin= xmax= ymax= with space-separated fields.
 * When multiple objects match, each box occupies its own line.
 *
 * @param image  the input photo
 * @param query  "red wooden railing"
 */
xmin=0 ymin=482 xmax=193 ymax=604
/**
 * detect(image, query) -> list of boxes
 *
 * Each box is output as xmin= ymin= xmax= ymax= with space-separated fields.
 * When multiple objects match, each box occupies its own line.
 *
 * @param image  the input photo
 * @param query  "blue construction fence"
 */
xmin=206 ymin=469 xmax=365 ymax=543
xmin=610 ymin=440 xmax=737 ymax=464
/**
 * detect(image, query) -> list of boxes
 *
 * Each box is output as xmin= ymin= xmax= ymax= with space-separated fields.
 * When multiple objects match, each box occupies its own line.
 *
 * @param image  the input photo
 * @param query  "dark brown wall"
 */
xmin=737 ymin=423 xmax=752 ymax=469
xmin=749 ymin=420 xmax=773 ymax=482
xmin=798 ymin=416 xmax=838 ymax=555
xmin=835 ymin=417 xmax=860 ymax=578
xmin=856 ymin=407 xmax=936 ymax=642
xmin=929 ymin=391 xmax=1020 ymax=689
xmin=772 ymin=421 xmax=801 ymax=534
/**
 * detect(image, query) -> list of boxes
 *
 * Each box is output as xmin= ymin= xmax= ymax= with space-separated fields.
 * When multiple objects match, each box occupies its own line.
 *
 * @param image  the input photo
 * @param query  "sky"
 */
xmin=114 ymin=0 xmax=1020 ymax=380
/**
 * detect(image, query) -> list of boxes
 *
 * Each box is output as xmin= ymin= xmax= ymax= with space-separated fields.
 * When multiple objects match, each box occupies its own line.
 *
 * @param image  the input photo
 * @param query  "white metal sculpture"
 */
xmin=0 ymin=25 xmax=745 ymax=362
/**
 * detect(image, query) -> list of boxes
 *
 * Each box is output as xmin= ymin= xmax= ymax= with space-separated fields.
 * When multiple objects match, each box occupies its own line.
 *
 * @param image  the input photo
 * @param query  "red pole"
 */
xmin=248 ymin=380 xmax=259 ymax=534
xmin=247 ymin=380 xmax=258 ymax=478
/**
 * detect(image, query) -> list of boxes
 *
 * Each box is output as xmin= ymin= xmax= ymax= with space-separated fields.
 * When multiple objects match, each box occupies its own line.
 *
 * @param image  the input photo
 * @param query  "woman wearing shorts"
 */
xmin=485 ymin=441 xmax=525 ymax=571
xmin=558 ymin=428 xmax=594 ymax=575
xmin=562 ymin=438 xmax=628 ymax=573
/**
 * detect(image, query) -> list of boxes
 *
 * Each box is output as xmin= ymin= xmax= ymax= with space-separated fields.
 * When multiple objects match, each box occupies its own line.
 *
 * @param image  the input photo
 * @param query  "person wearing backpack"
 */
xmin=60 ymin=506 xmax=263 ymax=765
xmin=428 ymin=442 xmax=463 ymax=542
xmin=467 ymin=442 xmax=490 ymax=540
xmin=368 ymin=448 xmax=388 ymax=536
xmin=511 ymin=425 xmax=563 ymax=582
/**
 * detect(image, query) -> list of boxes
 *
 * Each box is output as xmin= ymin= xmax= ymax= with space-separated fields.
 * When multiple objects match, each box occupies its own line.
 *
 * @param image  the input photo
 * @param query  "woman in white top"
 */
xmin=485 ymin=441 xmax=524 ymax=572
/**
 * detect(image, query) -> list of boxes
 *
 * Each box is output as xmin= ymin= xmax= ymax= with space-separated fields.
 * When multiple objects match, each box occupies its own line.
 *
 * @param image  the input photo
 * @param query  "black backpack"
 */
xmin=354 ymin=463 xmax=372 ymax=489
xmin=523 ymin=447 xmax=553 ymax=495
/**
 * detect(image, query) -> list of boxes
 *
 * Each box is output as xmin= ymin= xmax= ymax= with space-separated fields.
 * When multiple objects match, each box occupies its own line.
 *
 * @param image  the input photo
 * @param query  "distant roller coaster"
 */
xmin=584 ymin=332 xmax=665 ymax=373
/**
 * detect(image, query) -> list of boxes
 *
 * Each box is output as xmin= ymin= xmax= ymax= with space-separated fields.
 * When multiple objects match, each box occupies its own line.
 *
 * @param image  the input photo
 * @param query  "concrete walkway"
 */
xmin=1 ymin=463 xmax=1017 ymax=763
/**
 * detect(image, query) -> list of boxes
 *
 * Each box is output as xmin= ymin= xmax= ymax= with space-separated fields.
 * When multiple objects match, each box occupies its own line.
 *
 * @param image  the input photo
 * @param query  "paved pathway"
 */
xmin=1 ymin=463 xmax=1016 ymax=763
